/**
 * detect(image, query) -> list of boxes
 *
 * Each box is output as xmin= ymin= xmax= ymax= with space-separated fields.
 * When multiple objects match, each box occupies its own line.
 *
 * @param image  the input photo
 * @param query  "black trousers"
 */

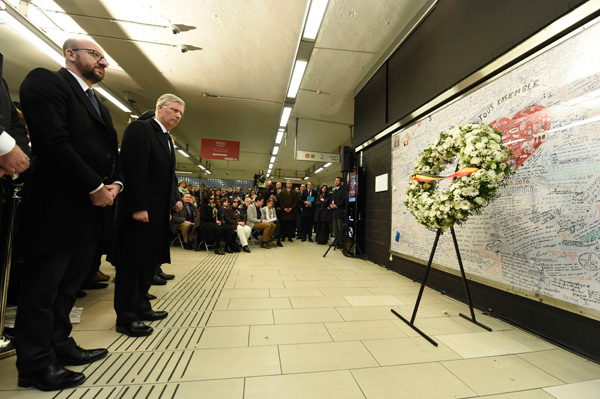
xmin=281 ymin=220 xmax=294 ymax=239
xmin=15 ymin=243 xmax=96 ymax=374
xmin=301 ymin=217 xmax=314 ymax=239
xmin=114 ymin=262 xmax=155 ymax=326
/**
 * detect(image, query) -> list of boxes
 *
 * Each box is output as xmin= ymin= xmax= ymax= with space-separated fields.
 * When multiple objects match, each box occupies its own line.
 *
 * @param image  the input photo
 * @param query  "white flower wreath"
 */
xmin=405 ymin=123 xmax=513 ymax=230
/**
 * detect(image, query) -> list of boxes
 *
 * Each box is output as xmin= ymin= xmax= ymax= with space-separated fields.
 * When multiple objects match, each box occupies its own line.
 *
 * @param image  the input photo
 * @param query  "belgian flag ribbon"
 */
xmin=411 ymin=165 xmax=480 ymax=182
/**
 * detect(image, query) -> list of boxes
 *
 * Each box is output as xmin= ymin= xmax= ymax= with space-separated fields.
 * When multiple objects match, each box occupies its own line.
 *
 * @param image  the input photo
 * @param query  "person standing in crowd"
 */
xmin=295 ymin=184 xmax=304 ymax=238
xmin=314 ymin=184 xmax=332 ymax=244
xmin=109 ymin=94 xmax=184 ymax=338
xmin=300 ymin=181 xmax=317 ymax=242
xmin=277 ymin=180 xmax=297 ymax=245
xmin=330 ymin=176 xmax=347 ymax=244
xmin=16 ymin=39 xmax=121 ymax=391
xmin=254 ymin=169 xmax=266 ymax=191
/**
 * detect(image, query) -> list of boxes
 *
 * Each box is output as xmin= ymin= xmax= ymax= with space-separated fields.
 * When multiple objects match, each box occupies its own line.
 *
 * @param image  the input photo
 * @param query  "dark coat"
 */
xmin=330 ymin=185 xmax=347 ymax=219
xmin=108 ymin=118 xmax=177 ymax=267
xmin=170 ymin=203 xmax=197 ymax=234
xmin=300 ymin=188 xmax=317 ymax=218
xmin=277 ymin=188 xmax=298 ymax=222
xmin=314 ymin=193 xmax=332 ymax=222
xmin=18 ymin=67 xmax=122 ymax=255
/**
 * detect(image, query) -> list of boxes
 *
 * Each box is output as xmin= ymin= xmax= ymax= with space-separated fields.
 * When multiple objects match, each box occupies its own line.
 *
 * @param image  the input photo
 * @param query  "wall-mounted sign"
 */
xmin=201 ymin=139 xmax=240 ymax=160
xmin=296 ymin=150 xmax=340 ymax=163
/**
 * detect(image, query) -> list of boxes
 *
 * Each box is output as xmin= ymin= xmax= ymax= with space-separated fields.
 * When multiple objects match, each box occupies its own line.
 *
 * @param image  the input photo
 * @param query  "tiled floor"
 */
xmin=1 ymin=242 xmax=600 ymax=398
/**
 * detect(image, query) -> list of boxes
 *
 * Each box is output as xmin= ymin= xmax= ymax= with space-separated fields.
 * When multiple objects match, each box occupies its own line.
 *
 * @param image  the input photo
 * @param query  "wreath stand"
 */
xmin=391 ymin=226 xmax=491 ymax=346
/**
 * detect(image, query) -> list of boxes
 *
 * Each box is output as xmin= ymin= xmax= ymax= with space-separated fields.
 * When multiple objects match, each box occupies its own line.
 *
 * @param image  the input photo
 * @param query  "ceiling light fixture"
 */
xmin=268 ymin=163 xmax=274 ymax=169
xmin=275 ymin=130 xmax=285 ymax=145
xmin=303 ymin=0 xmax=329 ymax=40
xmin=270 ymin=156 xmax=276 ymax=164
xmin=323 ymin=162 xmax=332 ymax=167
xmin=272 ymin=146 xmax=279 ymax=155
xmin=205 ymin=170 xmax=212 ymax=175
xmin=177 ymin=149 xmax=190 ymax=158
xmin=280 ymin=106 xmax=293 ymax=127
xmin=287 ymin=60 xmax=308 ymax=98
xmin=95 ymin=87 xmax=132 ymax=113
xmin=314 ymin=167 xmax=323 ymax=174
xmin=304 ymin=176 xmax=310 ymax=180
xmin=175 ymin=171 xmax=192 ymax=174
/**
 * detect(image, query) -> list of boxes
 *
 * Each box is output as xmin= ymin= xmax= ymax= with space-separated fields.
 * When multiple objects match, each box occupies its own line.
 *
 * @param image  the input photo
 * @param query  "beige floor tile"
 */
xmin=234 ymin=281 xmax=285 ymax=289
xmin=71 ymin=313 xmax=115 ymax=331
xmin=218 ymin=289 xmax=270 ymax=298
xmin=519 ymin=349 xmax=600 ymax=383
xmin=295 ymin=275 xmax=340 ymax=281
xmin=363 ymin=337 xmax=462 ymax=366
xmin=196 ymin=326 xmax=249 ymax=349
xmin=352 ymin=362 xmax=476 ymax=399
xmin=279 ymin=341 xmax=378 ymax=373
xmin=270 ymin=288 xmax=324 ymax=297
xmin=543 ymin=379 xmax=600 ymax=399
xmin=442 ymin=355 xmax=563 ymax=395
xmin=370 ymin=279 xmax=416 ymax=287
xmin=290 ymin=296 xmax=352 ymax=308
xmin=245 ymin=370 xmax=365 ymax=399
xmin=283 ymin=281 xmax=333 ymax=288
xmin=252 ymin=275 xmax=297 ymax=281
xmin=207 ymin=310 xmax=273 ymax=326
xmin=184 ymin=346 xmax=280 ymax=380
xmin=336 ymin=306 xmax=399 ymax=321
xmin=237 ymin=270 xmax=282 ymax=276
xmin=344 ymin=295 xmax=405 ymax=307
xmin=174 ymin=379 xmax=245 ymax=399
xmin=226 ymin=275 xmax=252 ymax=282
xmin=437 ymin=331 xmax=535 ymax=358
xmin=329 ymin=280 xmax=376 ymax=288
xmin=228 ymin=298 xmax=291 ymax=310
xmin=390 ymin=316 xmax=473 ymax=336
xmin=325 ymin=320 xmax=408 ymax=341
xmin=453 ymin=313 xmax=515 ymax=331
xmin=82 ymin=300 xmax=115 ymax=314
xmin=70 ymin=330 xmax=121 ymax=349
xmin=274 ymin=308 xmax=343 ymax=324
xmin=476 ymin=390 xmax=557 ymax=398
xmin=367 ymin=286 xmax=420 ymax=295
xmin=497 ymin=329 xmax=555 ymax=351
xmin=250 ymin=323 xmax=332 ymax=346
xmin=280 ymin=269 xmax=323 ymax=275
xmin=393 ymin=293 xmax=455 ymax=305
xmin=214 ymin=298 xmax=230 ymax=310
xmin=320 ymin=288 xmax=373 ymax=296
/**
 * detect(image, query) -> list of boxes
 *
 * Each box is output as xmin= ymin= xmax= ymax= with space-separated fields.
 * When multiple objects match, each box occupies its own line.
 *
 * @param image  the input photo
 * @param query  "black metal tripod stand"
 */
xmin=391 ymin=227 xmax=491 ymax=346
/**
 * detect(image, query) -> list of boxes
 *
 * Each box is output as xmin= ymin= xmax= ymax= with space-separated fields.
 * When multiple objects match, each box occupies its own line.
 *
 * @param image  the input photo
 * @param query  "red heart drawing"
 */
xmin=490 ymin=105 xmax=550 ymax=170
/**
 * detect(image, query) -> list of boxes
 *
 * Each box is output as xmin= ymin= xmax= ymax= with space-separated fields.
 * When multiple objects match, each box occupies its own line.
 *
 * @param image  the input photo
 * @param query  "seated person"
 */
xmin=246 ymin=196 xmax=276 ymax=249
xmin=262 ymin=199 xmax=283 ymax=247
xmin=222 ymin=198 xmax=252 ymax=253
xmin=170 ymin=193 xmax=196 ymax=250
xmin=198 ymin=193 xmax=226 ymax=255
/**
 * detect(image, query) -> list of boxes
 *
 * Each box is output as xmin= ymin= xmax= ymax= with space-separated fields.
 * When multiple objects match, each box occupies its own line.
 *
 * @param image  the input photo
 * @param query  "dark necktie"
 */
xmin=165 ymin=132 xmax=172 ymax=152
xmin=85 ymin=88 xmax=101 ymax=116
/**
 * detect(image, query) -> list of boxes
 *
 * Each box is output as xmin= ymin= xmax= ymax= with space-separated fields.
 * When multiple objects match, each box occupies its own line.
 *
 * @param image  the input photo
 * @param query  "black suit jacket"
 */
xmin=330 ymin=185 xmax=347 ymax=219
xmin=19 ymin=67 xmax=121 ymax=255
xmin=109 ymin=118 xmax=178 ymax=267
xmin=300 ymin=188 xmax=317 ymax=218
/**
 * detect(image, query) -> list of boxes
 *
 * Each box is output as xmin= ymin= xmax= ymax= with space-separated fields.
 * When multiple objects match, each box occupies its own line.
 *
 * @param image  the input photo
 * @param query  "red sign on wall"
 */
xmin=200 ymin=139 xmax=240 ymax=161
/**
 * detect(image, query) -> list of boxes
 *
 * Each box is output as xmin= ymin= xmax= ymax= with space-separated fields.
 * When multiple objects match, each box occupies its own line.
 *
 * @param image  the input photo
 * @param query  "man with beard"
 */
xmin=16 ymin=39 xmax=122 ymax=391
xmin=109 ymin=94 xmax=184 ymax=338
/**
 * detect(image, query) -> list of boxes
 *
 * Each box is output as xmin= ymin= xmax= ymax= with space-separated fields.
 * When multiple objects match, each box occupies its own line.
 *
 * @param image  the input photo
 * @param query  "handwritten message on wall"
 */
xmin=391 ymin=19 xmax=600 ymax=314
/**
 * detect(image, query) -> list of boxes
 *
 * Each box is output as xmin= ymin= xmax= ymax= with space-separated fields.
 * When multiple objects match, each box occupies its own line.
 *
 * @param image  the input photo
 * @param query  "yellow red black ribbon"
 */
xmin=411 ymin=165 xmax=480 ymax=182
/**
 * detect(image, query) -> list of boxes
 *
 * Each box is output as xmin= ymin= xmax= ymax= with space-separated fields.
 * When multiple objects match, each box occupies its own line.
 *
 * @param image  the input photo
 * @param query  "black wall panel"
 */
xmin=354 ymin=64 xmax=387 ymax=146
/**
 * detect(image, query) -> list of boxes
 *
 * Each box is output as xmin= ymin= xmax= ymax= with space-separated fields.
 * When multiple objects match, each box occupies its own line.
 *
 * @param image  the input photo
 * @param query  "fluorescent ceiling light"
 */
xmin=0 ymin=4 xmax=64 ymax=66
xmin=275 ymin=130 xmax=285 ymax=145
xmin=205 ymin=170 xmax=212 ymax=175
xmin=304 ymin=176 xmax=310 ymax=180
xmin=175 ymin=171 xmax=192 ymax=174
xmin=270 ymin=156 xmax=276 ymax=164
xmin=268 ymin=163 xmax=274 ymax=169
xmin=272 ymin=146 xmax=279 ymax=155
xmin=198 ymin=164 xmax=206 ymax=170
xmin=177 ymin=149 xmax=190 ymax=158
xmin=314 ymin=167 xmax=323 ymax=173
xmin=287 ymin=60 xmax=308 ymax=98
xmin=280 ymin=106 xmax=292 ymax=127
xmin=324 ymin=162 xmax=332 ymax=167
xmin=303 ymin=0 xmax=329 ymax=40
xmin=95 ymin=87 xmax=132 ymax=113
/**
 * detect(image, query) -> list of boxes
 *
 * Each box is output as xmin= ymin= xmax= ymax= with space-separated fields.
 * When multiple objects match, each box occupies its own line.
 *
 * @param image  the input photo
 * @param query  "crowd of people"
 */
xmin=170 ymin=177 xmax=347 ymax=254
xmin=0 ymin=38 xmax=347 ymax=392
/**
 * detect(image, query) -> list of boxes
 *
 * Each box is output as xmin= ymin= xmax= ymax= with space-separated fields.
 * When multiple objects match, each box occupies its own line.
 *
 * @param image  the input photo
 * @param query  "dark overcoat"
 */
xmin=314 ymin=193 xmax=332 ymax=222
xmin=108 ymin=118 xmax=177 ymax=267
xmin=19 ymin=67 xmax=121 ymax=255
xmin=277 ymin=188 xmax=298 ymax=222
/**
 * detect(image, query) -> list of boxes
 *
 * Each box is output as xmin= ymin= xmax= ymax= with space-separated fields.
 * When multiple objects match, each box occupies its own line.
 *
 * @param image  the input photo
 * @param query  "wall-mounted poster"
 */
xmin=391 ymin=17 xmax=600 ymax=318
xmin=200 ymin=139 xmax=240 ymax=161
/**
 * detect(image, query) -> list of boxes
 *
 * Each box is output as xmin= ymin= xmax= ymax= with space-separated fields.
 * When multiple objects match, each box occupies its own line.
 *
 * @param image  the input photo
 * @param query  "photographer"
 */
xmin=253 ymin=169 xmax=266 ymax=192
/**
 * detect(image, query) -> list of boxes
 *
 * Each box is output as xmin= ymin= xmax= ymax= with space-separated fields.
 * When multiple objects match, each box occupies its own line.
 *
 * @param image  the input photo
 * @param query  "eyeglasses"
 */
xmin=162 ymin=105 xmax=183 ymax=117
xmin=71 ymin=48 xmax=109 ymax=65
xmin=209 ymin=197 xmax=215 ymax=200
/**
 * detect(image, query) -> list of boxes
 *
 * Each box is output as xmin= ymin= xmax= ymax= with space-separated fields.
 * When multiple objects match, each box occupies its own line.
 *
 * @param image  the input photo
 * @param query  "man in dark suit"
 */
xmin=16 ymin=39 xmax=122 ymax=391
xmin=300 ymin=181 xmax=317 ymax=242
xmin=330 ymin=176 xmax=347 ymax=245
xmin=108 ymin=94 xmax=184 ymax=338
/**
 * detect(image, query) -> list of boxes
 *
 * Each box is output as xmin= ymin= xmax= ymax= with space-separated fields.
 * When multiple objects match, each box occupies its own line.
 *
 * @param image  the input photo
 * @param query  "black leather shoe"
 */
xmin=183 ymin=243 xmax=193 ymax=250
xmin=152 ymin=275 xmax=167 ymax=285
xmin=214 ymin=248 xmax=225 ymax=255
xmin=139 ymin=310 xmax=168 ymax=321
xmin=146 ymin=293 xmax=157 ymax=300
xmin=57 ymin=346 xmax=108 ymax=366
xmin=288 ymin=237 xmax=293 ymax=242
xmin=301 ymin=238 xmax=306 ymax=242
xmin=18 ymin=363 xmax=85 ymax=391
xmin=157 ymin=267 xmax=175 ymax=280
xmin=75 ymin=290 xmax=87 ymax=298
xmin=276 ymin=240 xmax=283 ymax=247
xmin=242 ymin=245 xmax=251 ymax=253
xmin=224 ymin=246 xmax=233 ymax=253
xmin=81 ymin=281 xmax=108 ymax=290
xmin=116 ymin=321 xmax=153 ymax=337
xmin=308 ymin=237 xmax=314 ymax=242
